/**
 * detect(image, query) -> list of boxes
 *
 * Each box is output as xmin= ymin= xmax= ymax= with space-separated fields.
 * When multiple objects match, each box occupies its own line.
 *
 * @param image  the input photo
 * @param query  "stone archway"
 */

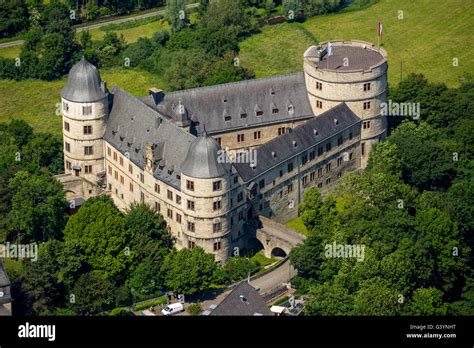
xmin=271 ymin=247 xmax=287 ymax=258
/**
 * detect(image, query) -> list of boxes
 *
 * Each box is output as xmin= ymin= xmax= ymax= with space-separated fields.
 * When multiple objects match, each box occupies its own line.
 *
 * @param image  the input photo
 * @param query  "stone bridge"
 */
xmin=249 ymin=216 xmax=307 ymax=258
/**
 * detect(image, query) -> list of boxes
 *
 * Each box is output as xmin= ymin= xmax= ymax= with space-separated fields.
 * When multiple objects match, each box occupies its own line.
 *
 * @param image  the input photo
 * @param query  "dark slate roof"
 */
xmin=104 ymin=87 xmax=195 ymax=189
xmin=234 ymin=103 xmax=360 ymax=182
xmin=141 ymin=72 xmax=314 ymax=134
xmin=61 ymin=58 xmax=107 ymax=103
xmin=181 ymin=131 xmax=231 ymax=179
xmin=210 ymin=282 xmax=272 ymax=316
xmin=315 ymin=44 xmax=384 ymax=71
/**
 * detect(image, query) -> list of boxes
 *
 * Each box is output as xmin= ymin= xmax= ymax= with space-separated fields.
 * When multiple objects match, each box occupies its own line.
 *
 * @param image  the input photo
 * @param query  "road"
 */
xmin=0 ymin=3 xmax=199 ymax=49
xmin=250 ymin=258 xmax=297 ymax=294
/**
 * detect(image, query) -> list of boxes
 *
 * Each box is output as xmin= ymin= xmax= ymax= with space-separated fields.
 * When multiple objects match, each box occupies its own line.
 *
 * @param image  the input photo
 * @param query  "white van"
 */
xmin=161 ymin=303 xmax=184 ymax=316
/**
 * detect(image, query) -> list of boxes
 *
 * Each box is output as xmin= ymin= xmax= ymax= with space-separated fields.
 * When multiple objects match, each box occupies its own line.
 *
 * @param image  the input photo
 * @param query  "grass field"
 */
xmin=285 ymin=217 xmax=309 ymax=236
xmin=0 ymin=68 xmax=167 ymax=133
xmin=0 ymin=45 xmax=21 ymax=59
xmin=87 ymin=18 xmax=169 ymax=43
xmin=239 ymin=0 xmax=474 ymax=87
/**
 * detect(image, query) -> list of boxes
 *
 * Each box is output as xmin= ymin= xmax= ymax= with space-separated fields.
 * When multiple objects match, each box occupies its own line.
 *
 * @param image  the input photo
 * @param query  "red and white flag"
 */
xmin=378 ymin=21 xmax=383 ymax=37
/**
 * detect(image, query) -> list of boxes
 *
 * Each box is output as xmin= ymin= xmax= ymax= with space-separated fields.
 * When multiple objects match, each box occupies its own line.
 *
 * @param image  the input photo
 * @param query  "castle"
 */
xmin=58 ymin=40 xmax=388 ymax=262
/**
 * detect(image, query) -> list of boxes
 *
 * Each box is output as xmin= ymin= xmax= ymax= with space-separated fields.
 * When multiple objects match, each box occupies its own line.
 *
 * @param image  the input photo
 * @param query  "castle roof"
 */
xmin=104 ymin=87 xmax=195 ymax=189
xmin=141 ymin=72 xmax=314 ymax=134
xmin=181 ymin=130 xmax=231 ymax=179
xmin=61 ymin=57 xmax=107 ymax=103
xmin=234 ymin=103 xmax=360 ymax=183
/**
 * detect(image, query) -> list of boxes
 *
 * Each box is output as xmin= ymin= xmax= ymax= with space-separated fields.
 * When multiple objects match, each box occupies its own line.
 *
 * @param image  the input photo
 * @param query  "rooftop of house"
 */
xmin=209 ymin=281 xmax=273 ymax=316
xmin=140 ymin=72 xmax=314 ymax=134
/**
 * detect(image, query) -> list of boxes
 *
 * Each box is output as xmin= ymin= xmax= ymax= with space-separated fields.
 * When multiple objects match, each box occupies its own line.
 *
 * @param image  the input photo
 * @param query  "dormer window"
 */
xmin=240 ymin=113 xmax=247 ymax=119
xmin=270 ymin=88 xmax=275 ymax=96
xmin=292 ymin=140 xmax=297 ymax=147
xmin=313 ymin=129 xmax=318 ymax=135
xmin=272 ymin=108 xmax=279 ymax=114
xmin=334 ymin=118 xmax=339 ymax=125
xmin=256 ymin=111 xmax=263 ymax=116
xmin=224 ymin=116 xmax=231 ymax=121
xmin=288 ymin=104 xmax=294 ymax=115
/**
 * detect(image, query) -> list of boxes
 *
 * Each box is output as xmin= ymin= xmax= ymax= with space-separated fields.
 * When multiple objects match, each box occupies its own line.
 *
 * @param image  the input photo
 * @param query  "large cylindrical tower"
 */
xmin=61 ymin=58 xmax=109 ymax=183
xmin=303 ymin=40 xmax=388 ymax=167
xmin=180 ymin=132 xmax=232 ymax=262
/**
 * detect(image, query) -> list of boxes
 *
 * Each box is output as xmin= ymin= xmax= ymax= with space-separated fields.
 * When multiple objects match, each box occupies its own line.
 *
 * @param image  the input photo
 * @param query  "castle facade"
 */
xmin=58 ymin=40 xmax=388 ymax=262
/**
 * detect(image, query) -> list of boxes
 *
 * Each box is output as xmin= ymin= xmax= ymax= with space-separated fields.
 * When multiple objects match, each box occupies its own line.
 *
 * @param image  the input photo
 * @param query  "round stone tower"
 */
xmin=61 ymin=58 xmax=109 ymax=183
xmin=303 ymin=40 xmax=388 ymax=167
xmin=180 ymin=131 xmax=232 ymax=262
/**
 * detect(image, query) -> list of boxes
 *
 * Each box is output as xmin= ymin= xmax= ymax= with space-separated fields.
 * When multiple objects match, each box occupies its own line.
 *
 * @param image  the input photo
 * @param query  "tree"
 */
xmin=0 ymin=0 xmax=30 ymax=38
xmin=7 ymin=170 xmax=67 ymax=243
xmin=63 ymin=196 xmax=132 ymax=281
xmin=217 ymin=257 xmax=259 ymax=284
xmin=72 ymin=271 xmax=114 ymax=315
xmin=407 ymin=288 xmax=448 ymax=315
xmin=161 ymin=247 xmax=217 ymax=295
xmin=353 ymin=277 xmax=401 ymax=315
xmin=166 ymin=0 xmax=187 ymax=33
xmin=305 ymin=282 xmax=353 ymax=315
xmin=127 ymin=258 xmax=163 ymax=299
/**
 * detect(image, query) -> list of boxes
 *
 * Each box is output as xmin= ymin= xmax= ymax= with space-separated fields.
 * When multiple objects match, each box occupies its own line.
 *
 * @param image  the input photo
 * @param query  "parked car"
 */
xmin=161 ymin=303 xmax=184 ymax=316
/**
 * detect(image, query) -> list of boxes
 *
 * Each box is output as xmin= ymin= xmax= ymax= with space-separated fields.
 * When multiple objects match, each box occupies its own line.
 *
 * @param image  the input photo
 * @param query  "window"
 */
xmin=317 ymin=182 xmax=323 ymax=188
xmin=120 ymin=175 xmax=124 ymax=184
xmin=288 ymin=183 xmax=293 ymax=193
xmin=155 ymin=183 xmax=160 ymax=193
xmin=349 ymin=152 xmax=353 ymax=160
xmin=83 ymin=125 xmax=92 ymax=135
xmin=118 ymin=156 xmax=123 ymax=166
xmin=337 ymin=136 xmax=343 ymax=146
xmin=66 ymin=161 xmax=72 ymax=170
xmin=240 ymin=113 xmax=247 ymax=119
xmin=213 ymin=180 xmax=222 ymax=191
xmin=316 ymin=100 xmax=323 ymax=109
xmin=310 ymin=171 xmax=315 ymax=182
xmin=155 ymin=202 xmax=160 ymax=212
xmin=186 ymin=180 xmax=194 ymax=191
xmin=363 ymin=101 xmax=371 ymax=110
xmin=302 ymin=154 xmax=308 ymax=165
xmin=272 ymin=108 xmax=279 ymax=114
xmin=337 ymin=171 xmax=342 ymax=178
xmin=140 ymin=173 xmax=144 ymax=183
xmin=233 ymin=176 xmax=238 ymax=184
xmin=64 ymin=122 xmax=70 ymax=132
xmin=82 ymin=106 xmax=92 ymax=115
xmin=279 ymin=170 xmax=283 ymax=177
xmin=238 ymin=211 xmax=243 ymax=220
xmin=254 ymin=131 xmax=261 ymax=139
xmin=256 ymin=111 xmax=263 ymax=116
xmin=84 ymin=165 xmax=92 ymax=174
xmin=187 ymin=200 xmax=195 ymax=210
xmin=108 ymin=165 xmax=112 ymax=174
xmin=213 ymin=223 xmax=222 ymax=233
xmin=213 ymin=242 xmax=221 ymax=251
xmin=287 ymin=162 xmax=294 ymax=172
xmin=326 ymin=163 xmax=331 ymax=173
xmin=363 ymin=83 xmax=371 ymax=91
xmin=167 ymin=209 xmax=173 ymax=219
xmin=259 ymin=179 xmax=265 ymax=189
xmin=363 ymin=121 xmax=371 ymax=129
xmin=362 ymin=142 xmax=366 ymax=156
xmin=213 ymin=201 xmax=221 ymax=211
xmin=84 ymin=146 xmax=93 ymax=155
xmin=107 ymin=147 xmax=112 ymax=156
xmin=129 ymin=183 xmax=134 ymax=192
xmin=318 ymin=147 xmax=323 ymax=156
xmin=176 ymin=195 xmax=181 ymax=204
xmin=337 ymin=157 xmax=343 ymax=166
xmin=63 ymin=102 xmax=69 ymax=112
xmin=349 ymin=132 xmax=353 ymax=140
xmin=113 ymin=152 xmax=117 ymax=161
xmin=140 ymin=192 xmax=145 ymax=203
xmin=237 ymin=192 xmax=243 ymax=202
xmin=129 ymin=164 xmax=133 ymax=174
xmin=188 ymin=241 xmax=195 ymax=249
xmin=167 ymin=190 xmax=173 ymax=200
xmin=326 ymin=142 xmax=332 ymax=152
xmin=176 ymin=214 xmax=182 ymax=223
xmin=302 ymin=175 xmax=308 ymax=187
xmin=316 ymin=81 xmax=322 ymax=90
xmin=326 ymin=178 xmax=331 ymax=185
xmin=237 ymin=134 xmax=245 ymax=142
xmin=187 ymin=221 xmax=195 ymax=232
xmin=278 ymin=127 xmax=285 ymax=135
xmin=65 ymin=142 xmax=70 ymax=152
xmin=318 ymin=168 xmax=323 ymax=178
xmin=114 ymin=171 xmax=118 ymax=180
xmin=309 ymin=151 xmax=315 ymax=161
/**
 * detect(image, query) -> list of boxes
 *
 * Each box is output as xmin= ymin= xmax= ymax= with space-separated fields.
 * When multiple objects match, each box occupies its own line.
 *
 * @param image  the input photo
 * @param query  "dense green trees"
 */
xmin=291 ymin=75 xmax=473 ymax=316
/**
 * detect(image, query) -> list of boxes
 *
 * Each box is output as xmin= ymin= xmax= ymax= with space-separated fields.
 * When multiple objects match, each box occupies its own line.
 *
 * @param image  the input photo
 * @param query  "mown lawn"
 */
xmin=239 ymin=0 xmax=474 ymax=87
xmin=0 ymin=45 xmax=21 ymax=59
xmin=285 ymin=216 xmax=309 ymax=236
xmin=87 ymin=18 xmax=169 ymax=43
xmin=0 ymin=68 xmax=167 ymax=134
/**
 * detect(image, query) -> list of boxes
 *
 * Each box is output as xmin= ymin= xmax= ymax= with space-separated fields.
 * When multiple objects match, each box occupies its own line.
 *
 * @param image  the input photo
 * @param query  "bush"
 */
xmin=188 ymin=302 xmax=203 ymax=316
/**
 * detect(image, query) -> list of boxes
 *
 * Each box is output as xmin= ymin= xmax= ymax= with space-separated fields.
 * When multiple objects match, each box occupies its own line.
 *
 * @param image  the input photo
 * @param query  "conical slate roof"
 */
xmin=181 ymin=131 xmax=231 ymax=179
xmin=61 ymin=57 xmax=106 ymax=102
